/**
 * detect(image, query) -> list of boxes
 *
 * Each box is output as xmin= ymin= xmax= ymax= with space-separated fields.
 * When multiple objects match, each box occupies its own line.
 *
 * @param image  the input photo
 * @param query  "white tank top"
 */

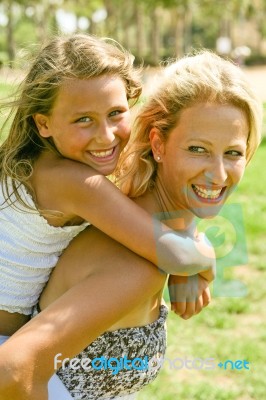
xmin=0 ymin=182 xmax=88 ymax=314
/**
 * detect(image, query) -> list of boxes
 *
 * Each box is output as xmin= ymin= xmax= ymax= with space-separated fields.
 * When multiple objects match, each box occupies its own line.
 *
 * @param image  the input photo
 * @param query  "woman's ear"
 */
xmin=33 ymin=114 xmax=51 ymax=138
xmin=149 ymin=128 xmax=165 ymax=161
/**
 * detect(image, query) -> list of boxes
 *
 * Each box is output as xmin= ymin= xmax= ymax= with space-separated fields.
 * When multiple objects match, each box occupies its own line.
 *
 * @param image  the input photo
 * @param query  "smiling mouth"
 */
xmin=88 ymin=147 xmax=116 ymax=159
xmin=192 ymin=184 xmax=225 ymax=200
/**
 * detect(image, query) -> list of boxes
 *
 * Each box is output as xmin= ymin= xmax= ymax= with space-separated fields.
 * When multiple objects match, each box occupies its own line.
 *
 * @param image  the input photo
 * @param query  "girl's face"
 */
xmin=151 ymin=103 xmax=249 ymax=220
xmin=34 ymin=75 xmax=130 ymax=175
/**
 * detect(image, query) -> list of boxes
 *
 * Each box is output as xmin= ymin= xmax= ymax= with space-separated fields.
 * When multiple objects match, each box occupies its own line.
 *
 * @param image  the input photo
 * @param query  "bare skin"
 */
xmin=40 ymin=194 xmax=210 ymax=330
xmin=0 ymin=227 xmax=166 ymax=400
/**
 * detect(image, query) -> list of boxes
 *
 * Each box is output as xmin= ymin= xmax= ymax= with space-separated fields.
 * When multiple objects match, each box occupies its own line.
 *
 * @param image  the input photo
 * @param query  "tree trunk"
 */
xmin=103 ymin=0 xmax=117 ymax=37
xmin=174 ymin=6 xmax=185 ymax=57
xmin=134 ymin=2 xmax=145 ymax=60
xmin=119 ymin=0 xmax=133 ymax=51
xmin=35 ymin=3 xmax=53 ymax=43
xmin=183 ymin=2 xmax=193 ymax=53
xmin=6 ymin=0 xmax=15 ymax=67
xmin=151 ymin=7 xmax=160 ymax=65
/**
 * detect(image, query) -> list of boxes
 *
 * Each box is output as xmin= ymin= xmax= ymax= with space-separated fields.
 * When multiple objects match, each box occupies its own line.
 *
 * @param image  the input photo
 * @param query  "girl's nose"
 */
xmin=95 ymin=122 xmax=116 ymax=144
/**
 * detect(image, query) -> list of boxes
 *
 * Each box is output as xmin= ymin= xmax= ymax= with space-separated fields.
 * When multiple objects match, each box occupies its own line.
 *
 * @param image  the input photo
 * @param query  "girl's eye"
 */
xmin=188 ymin=146 xmax=206 ymax=153
xmin=77 ymin=116 xmax=92 ymax=123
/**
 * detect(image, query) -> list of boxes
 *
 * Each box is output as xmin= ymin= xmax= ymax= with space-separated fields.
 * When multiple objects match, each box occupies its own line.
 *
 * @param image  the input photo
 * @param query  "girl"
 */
xmin=0 ymin=50 xmax=262 ymax=400
xmin=0 ymin=33 xmax=215 ymax=339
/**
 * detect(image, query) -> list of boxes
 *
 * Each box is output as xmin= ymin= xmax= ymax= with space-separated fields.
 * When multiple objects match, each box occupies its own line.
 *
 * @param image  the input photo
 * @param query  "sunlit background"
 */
xmin=1 ymin=0 xmax=266 ymax=67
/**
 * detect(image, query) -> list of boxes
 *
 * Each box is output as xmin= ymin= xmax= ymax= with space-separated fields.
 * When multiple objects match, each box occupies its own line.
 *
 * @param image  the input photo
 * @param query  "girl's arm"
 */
xmin=0 ymin=228 xmax=165 ymax=400
xmin=42 ymin=159 xmax=215 ymax=280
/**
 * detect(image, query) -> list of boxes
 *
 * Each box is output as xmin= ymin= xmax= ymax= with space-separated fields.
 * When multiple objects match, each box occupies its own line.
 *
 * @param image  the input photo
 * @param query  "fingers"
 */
xmin=202 ymin=287 xmax=211 ymax=307
xmin=195 ymin=295 xmax=203 ymax=314
xmin=171 ymin=301 xmax=196 ymax=319
xmin=180 ymin=301 xmax=196 ymax=319
xmin=168 ymin=274 xmax=211 ymax=319
xmin=171 ymin=301 xmax=186 ymax=316
xmin=171 ymin=288 xmax=211 ymax=319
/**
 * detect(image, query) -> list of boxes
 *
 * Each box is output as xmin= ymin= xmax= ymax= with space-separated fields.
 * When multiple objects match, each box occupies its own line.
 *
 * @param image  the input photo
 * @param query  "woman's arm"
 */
xmin=0 ymin=227 xmax=165 ymax=399
xmin=43 ymin=159 xmax=215 ymax=280
xmin=168 ymin=274 xmax=211 ymax=318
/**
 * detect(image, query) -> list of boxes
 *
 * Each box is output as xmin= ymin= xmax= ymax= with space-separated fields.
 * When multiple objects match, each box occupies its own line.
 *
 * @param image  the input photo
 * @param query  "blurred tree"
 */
xmin=33 ymin=0 xmax=58 ymax=42
xmin=139 ymin=0 xmax=163 ymax=65
xmin=161 ymin=0 xmax=189 ymax=57
xmin=248 ymin=0 xmax=266 ymax=53
xmin=62 ymin=0 xmax=106 ymax=35
xmin=1 ymin=0 xmax=266 ymax=67
xmin=134 ymin=1 xmax=145 ymax=59
xmin=4 ymin=0 xmax=15 ymax=66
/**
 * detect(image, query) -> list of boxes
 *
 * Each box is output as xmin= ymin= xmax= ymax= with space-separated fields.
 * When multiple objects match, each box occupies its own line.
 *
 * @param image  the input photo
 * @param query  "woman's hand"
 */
xmin=167 ymin=274 xmax=211 ymax=319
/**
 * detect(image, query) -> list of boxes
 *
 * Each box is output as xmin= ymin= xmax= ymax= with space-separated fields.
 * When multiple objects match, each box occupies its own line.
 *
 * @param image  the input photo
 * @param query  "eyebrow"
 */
xmin=72 ymin=111 xmax=93 ymax=116
xmin=72 ymin=105 xmax=128 ymax=117
xmin=186 ymin=138 xmax=212 ymax=146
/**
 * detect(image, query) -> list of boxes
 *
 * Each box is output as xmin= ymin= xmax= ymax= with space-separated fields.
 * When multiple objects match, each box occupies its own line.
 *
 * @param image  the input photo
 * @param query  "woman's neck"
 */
xmin=134 ymin=179 xmax=196 ymax=235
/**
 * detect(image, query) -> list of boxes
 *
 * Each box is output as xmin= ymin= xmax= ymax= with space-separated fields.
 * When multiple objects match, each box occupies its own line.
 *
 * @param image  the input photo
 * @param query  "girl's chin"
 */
xmin=92 ymin=163 xmax=117 ymax=176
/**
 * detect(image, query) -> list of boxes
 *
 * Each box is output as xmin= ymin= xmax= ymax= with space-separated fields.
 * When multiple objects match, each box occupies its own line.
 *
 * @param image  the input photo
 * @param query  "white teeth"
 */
xmin=193 ymin=185 xmax=223 ymax=199
xmin=90 ymin=149 xmax=114 ymax=158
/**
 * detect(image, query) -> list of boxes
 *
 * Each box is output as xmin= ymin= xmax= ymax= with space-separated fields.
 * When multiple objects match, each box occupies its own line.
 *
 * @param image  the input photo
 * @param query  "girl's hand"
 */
xmin=0 ymin=382 xmax=48 ymax=400
xmin=167 ymin=274 xmax=211 ymax=319
xmin=0 ymin=341 xmax=48 ymax=400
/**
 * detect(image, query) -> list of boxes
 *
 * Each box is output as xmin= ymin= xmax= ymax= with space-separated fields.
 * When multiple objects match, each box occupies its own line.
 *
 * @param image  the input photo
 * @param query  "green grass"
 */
xmin=139 ymin=141 xmax=266 ymax=400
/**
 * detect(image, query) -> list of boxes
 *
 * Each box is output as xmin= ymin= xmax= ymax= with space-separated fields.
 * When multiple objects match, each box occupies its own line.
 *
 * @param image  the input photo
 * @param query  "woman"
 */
xmin=0 ymin=50 xmax=262 ymax=400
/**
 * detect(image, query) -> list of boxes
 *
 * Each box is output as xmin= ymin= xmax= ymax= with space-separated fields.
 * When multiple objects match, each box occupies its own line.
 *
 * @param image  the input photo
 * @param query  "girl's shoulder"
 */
xmin=34 ymin=151 xmax=96 ymax=180
xmin=31 ymin=151 xmax=105 ymax=221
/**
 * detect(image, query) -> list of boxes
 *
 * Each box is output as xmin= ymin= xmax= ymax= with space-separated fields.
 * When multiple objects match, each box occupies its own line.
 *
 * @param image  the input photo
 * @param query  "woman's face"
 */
xmin=152 ymin=103 xmax=249 ymax=219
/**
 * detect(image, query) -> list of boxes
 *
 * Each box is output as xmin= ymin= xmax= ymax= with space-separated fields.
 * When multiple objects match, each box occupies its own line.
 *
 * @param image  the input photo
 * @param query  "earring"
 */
xmin=157 ymin=156 xmax=161 ymax=161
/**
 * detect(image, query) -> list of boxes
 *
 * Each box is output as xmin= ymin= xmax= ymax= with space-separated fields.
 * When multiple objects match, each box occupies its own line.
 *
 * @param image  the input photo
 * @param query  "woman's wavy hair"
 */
xmin=0 ymin=33 xmax=142 ymax=206
xmin=117 ymin=50 xmax=262 ymax=198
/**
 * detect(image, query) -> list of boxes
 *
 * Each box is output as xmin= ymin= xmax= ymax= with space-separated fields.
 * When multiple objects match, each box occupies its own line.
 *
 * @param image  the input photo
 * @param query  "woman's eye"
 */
xmin=109 ymin=109 xmax=123 ymax=117
xmin=226 ymin=150 xmax=243 ymax=156
xmin=188 ymin=146 xmax=206 ymax=153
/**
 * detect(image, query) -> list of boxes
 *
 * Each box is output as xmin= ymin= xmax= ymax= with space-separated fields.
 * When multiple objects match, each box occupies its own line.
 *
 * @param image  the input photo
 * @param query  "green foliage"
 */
xmin=0 ymin=81 xmax=15 ymax=142
xmin=0 ymin=81 xmax=13 ymax=98
xmin=1 ymin=0 xmax=266 ymax=66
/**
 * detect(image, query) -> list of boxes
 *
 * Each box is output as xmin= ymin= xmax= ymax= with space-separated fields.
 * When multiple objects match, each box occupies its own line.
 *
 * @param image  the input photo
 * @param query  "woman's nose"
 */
xmin=204 ymin=156 xmax=228 ymax=184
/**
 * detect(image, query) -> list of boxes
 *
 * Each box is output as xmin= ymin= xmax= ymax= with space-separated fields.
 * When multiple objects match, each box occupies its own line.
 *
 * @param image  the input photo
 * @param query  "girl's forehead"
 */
xmin=58 ymin=75 xmax=126 ymax=94
xmin=50 ymin=75 xmax=129 ymax=116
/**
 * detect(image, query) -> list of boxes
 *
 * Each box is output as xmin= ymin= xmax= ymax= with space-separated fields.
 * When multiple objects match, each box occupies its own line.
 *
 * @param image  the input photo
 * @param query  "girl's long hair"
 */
xmin=0 ymin=33 xmax=142 ymax=208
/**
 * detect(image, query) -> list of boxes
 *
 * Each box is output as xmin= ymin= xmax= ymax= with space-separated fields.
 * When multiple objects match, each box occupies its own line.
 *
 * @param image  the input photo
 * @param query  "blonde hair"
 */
xmin=0 ymin=33 xmax=142 ymax=207
xmin=117 ymin=50 xmax=262 ymax=197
